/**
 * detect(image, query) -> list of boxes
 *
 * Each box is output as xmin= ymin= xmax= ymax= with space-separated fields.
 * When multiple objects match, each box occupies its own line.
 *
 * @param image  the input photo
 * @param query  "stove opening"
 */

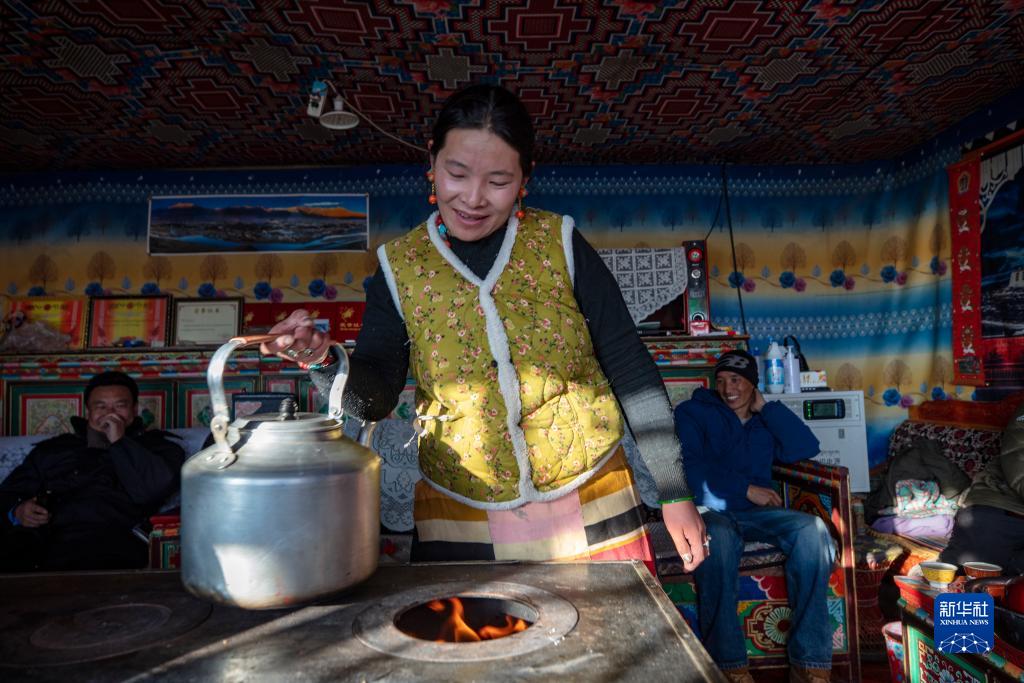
xmin=395 ymin=596 xmax=537 ymax=643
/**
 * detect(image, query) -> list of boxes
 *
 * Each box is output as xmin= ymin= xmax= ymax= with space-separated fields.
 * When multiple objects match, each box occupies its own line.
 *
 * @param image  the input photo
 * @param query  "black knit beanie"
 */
xmin=714 ymin=350 xmax=759 ymax=387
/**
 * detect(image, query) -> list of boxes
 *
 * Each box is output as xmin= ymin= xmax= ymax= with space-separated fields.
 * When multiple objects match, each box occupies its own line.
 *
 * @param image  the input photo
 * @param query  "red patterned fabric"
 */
xmin=2 ymin=2 xmax=1023 ymax=171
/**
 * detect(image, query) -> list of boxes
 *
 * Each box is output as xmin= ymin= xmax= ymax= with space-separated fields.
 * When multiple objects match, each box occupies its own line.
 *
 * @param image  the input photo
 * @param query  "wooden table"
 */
xmin=895 ymin=575 xmax=1024 ymax=682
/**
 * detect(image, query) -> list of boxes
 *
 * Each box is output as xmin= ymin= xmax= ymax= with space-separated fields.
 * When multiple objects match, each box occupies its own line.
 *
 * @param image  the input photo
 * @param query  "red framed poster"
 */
xmin=9 ymin=297 xmax=88 ymax=350
xmin=269 ymin=301 xmax=365 ymax=342
xmin=87 ymin=295 xmax=171 ymax=349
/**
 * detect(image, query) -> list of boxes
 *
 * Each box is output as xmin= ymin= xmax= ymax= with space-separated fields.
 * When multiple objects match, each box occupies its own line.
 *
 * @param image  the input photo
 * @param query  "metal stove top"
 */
xmin=1 ymin=561 xmax=723 ymax=682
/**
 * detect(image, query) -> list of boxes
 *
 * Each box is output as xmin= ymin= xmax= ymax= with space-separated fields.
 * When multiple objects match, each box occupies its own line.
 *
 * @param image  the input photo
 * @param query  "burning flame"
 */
xmin=425 ymin=598 xmax=529 ymax=642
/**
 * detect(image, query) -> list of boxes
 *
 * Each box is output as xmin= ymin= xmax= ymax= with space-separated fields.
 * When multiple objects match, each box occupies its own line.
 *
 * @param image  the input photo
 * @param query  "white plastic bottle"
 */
xmin=784 ymin=344 xmax=801 ymax=394
xmin=765 ymin=341 xmax=785 ymax=394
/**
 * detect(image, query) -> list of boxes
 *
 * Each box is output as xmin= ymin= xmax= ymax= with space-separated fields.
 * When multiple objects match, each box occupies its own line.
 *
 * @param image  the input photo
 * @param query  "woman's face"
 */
xmin=431 ymin=128 xmax=525 ymax=242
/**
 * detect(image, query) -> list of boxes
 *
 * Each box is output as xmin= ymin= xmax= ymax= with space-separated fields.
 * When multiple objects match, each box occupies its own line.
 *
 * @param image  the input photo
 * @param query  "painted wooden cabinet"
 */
xmin=0 ymin=334 xmax=746 ymax=436
xmin=0 ymin=349 xmax=306 ymax=435
xmin=644 ymin=332 xmax=749 ymax=404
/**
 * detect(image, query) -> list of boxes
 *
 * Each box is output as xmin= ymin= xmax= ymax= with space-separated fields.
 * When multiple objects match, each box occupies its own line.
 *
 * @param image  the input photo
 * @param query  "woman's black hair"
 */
xmin=431 ymin=84 xmax=534 ymax=178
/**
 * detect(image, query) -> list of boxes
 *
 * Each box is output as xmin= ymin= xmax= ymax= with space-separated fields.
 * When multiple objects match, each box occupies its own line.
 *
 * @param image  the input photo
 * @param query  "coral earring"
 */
xmin=428 ymin=194 xmax=437 ymax=205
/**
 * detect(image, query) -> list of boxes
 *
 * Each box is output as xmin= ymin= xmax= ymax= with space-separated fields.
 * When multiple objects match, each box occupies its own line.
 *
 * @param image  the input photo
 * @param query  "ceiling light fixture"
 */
xmin=306 ymin=78 xmax=426 ymax=152
xmin=320 ymin=94 xmax=359 ymax=131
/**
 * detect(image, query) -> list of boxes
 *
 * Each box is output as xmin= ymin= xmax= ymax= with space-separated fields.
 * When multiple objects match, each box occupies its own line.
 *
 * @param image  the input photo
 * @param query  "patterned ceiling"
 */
xmin=2 ymin=1 xmax=1022 ymax=172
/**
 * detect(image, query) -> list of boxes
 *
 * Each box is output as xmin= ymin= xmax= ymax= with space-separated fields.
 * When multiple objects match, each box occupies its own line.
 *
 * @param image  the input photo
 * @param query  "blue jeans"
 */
xmin=693 ymin=507 xmax=837 ymax=671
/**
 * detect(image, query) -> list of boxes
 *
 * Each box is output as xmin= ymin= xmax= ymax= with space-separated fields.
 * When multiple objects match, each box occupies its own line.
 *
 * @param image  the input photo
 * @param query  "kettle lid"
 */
xmin=235 ymin=397 xmax=343 ymax=435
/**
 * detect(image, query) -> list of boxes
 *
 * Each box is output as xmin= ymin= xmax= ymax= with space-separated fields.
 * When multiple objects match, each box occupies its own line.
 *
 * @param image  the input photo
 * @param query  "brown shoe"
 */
xmin=789 ymin=665 xmax=831 ymax=683
xmin=722 ymin=668 xmax=755 ymax=683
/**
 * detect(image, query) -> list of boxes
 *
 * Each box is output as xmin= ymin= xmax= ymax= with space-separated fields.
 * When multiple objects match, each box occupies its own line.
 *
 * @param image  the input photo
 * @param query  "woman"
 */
xmin=264 ymin=84 xmax=705 ymax=570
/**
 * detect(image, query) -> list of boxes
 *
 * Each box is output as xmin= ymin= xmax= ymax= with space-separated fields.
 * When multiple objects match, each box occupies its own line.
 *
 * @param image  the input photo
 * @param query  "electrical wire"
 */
xmin=704 ymin=194 xmax=723 ymax=242
xmin=721 ymin=165 xmax=748 ymax=336
xmin=322 ymin=81 xmax=427 ymax=153
xmin=341 ymin=95 xmax=428 ymax=153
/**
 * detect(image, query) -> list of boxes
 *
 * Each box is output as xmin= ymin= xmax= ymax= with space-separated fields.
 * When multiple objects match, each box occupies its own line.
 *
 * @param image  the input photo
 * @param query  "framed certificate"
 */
xmin=172 ymin=297 xmax=243 ymax=347
xmin=87 ymin=295 xmax=171 ymax=349
xmin=8 ymin=297 xmax=88 ymax=350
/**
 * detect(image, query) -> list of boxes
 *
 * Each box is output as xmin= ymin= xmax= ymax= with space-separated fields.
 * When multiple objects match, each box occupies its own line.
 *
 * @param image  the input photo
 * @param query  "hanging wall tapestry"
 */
xmin=949 ymin=134 xmax=1024 ymax=387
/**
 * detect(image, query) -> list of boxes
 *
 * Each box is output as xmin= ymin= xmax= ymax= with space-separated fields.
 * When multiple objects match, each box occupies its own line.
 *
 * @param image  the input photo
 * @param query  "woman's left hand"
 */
xmin=662 ymin=500 xmax=707 ymax=572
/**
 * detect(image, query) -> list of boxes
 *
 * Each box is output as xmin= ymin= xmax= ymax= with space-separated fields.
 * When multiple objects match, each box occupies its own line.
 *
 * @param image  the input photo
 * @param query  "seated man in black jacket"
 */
xmin=0 ymin=371 xmax=185 ymax=571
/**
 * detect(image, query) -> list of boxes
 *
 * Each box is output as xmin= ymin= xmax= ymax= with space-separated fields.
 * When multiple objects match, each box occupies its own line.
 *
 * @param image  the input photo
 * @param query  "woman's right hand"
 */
xmin=260 ymin=309 xmax=334 ymax=366
xmin=746 ymin=484 xmax=782 ymax=507
xmin=14 ymin=498 xmax=50 ymax=527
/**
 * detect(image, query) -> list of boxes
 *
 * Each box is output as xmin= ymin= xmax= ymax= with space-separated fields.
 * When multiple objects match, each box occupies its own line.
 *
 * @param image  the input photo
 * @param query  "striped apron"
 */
xmin=411 ymin=446 xmax=655 ymax=574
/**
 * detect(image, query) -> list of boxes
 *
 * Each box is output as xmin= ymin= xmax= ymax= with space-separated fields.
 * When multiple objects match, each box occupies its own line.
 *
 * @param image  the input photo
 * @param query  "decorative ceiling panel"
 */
xmin=1 ymin=0 xmax=1021 ymax=172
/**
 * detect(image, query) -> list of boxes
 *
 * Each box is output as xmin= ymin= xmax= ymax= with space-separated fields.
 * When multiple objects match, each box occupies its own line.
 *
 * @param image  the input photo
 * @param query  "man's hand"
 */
xmin=747 ymin=484 xmax=782 ymax=507
xmin=260 ymin=310 xmax=333 ymax=366
xmin=751 ymin=388 xmax=767 ymax=414
xmin=99 ymin=413 xmax=127 ymax=444
xmin=14 ymin=498 xmax=50 ymax=528
xmin=662 ymin=500 xmax=707 ymax=572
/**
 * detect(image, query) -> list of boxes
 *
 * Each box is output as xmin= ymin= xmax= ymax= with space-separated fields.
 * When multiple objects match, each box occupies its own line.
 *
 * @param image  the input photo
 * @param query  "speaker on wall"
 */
xmin=682 ymin=240 xmax=712 ymax=335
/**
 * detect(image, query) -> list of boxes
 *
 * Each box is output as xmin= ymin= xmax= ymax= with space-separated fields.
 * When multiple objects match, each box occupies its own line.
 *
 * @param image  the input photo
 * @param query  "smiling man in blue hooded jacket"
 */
xmin=673 ymin=349 xmax=835 ymax=683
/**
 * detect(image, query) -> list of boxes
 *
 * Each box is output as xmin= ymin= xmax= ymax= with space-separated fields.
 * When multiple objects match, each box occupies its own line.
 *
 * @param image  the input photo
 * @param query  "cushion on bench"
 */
xmin=0 ymin=427 xmax=210 ymax=486
xmin=887 ymin=420 xmax=1001 ymax=481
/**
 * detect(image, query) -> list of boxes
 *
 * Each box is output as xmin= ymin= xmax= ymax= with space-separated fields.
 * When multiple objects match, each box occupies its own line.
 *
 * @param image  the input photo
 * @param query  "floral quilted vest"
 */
xmin=378 ymin=208 xmax=624 ymax=509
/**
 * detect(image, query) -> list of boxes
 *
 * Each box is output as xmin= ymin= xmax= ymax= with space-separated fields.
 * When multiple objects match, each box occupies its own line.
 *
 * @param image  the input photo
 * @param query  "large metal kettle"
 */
xmin=181 ymin=336 xmax=380 ymax=609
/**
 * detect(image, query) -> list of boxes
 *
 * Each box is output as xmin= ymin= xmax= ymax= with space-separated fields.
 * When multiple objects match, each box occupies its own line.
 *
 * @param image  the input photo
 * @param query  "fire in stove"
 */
xmin=396 ymin=596 xmax=535 ymax=642
xmin=354 ymin=580 xmax=579 ymax=662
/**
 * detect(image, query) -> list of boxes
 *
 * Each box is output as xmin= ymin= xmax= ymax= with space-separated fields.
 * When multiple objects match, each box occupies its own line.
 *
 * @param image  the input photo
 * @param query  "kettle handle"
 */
xmin=207 ymin=335 xmax=349 ymax=460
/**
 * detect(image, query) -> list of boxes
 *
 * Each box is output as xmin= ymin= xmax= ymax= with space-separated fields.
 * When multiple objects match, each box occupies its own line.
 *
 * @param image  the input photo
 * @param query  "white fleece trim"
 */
xmin=426 ymin=210 xmax=522 ymax=288
xmin=481 ymin=212 xmax=519 ymax=291
xmin=560 ymin=214 xmax=576 ymax=286
xmin=376 ymin=243 xmax=404 ymax=323
xmin=426 ymin=210 xmax=478 ymax=285
xmin=473 ymin=215 xmax=539 ymax=502
xmin=420 ymin=211 xmax=539 ymax=504
xmin=419 ymin=439 xmax=623 ymax=510
xmin=417 ymin=210 xmax=614 ymax=508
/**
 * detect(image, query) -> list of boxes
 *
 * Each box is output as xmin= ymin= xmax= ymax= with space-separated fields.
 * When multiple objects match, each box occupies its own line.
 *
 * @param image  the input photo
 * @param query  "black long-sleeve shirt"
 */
xmin=315 ymin=224 xmax=691 ymax=501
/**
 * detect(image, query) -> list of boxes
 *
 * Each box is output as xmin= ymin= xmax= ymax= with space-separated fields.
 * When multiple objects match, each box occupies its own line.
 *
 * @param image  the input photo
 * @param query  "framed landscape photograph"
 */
xmin=148 ymin=194 xmax=369 ymax=255
xmin=172 ymin=297 xmax=243 ymax=347
xmin=87 ymin=295 xmax=171 ymax=349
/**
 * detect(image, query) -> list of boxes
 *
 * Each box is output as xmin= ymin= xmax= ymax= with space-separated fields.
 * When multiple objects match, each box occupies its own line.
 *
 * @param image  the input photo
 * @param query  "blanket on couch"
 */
xmin=864 ymin=436 xmax=971 ymax=523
